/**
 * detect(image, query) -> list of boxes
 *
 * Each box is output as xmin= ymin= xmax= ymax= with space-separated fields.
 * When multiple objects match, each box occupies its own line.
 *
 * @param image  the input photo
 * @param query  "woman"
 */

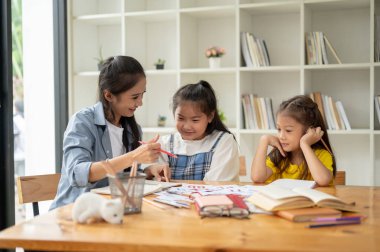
xmin=50 ymin=56 xmax=163 ymax=209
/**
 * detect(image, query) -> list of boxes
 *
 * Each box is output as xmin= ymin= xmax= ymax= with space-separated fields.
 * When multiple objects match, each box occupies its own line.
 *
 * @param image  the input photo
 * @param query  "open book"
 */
xmin=91 ymin=180 xmax=182 ymax=196
xmin=247 ymin=185 xmax=357 ymax=212
xmin=268 ymin=179 xmax=316 ymax=189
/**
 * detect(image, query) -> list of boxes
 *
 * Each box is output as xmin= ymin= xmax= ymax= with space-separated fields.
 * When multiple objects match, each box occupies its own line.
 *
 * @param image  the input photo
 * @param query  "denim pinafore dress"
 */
xmin=168 ymin=132 xmax=225 ymax=180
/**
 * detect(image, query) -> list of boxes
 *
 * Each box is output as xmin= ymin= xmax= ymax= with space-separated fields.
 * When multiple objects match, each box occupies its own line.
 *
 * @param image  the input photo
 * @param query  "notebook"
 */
xmin=247 ymin=185 xmax=357 ymax=212
xmin=226 ymin=194 xmax=249 ymax=210
xmin=91 ymin=180 xmax=182 ymax=196
xmin=276 ymin=207 xmax=342 ymax=222
xmin=194 ymin=195 xmax=234 ymax=209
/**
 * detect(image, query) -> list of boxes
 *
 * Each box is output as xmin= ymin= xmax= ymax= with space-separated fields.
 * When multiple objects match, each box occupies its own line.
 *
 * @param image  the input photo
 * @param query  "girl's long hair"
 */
xmin=269 ymin=95 xmax=336 ymax=179
xmin=98 ymin=56 xmax=145 ymax=151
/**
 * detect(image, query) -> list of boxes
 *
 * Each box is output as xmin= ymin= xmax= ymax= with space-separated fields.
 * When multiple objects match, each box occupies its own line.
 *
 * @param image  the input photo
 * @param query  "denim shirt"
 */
xmin=50 ymin=102 xmax=140 ymax=210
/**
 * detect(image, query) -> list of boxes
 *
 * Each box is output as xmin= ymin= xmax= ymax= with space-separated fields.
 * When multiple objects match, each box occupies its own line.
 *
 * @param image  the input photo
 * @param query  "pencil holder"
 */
xmin=108 ymin=172 xmax=146 ymax=214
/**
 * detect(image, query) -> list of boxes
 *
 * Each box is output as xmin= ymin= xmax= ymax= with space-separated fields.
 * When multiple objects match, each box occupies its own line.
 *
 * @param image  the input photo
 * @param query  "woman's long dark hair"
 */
xmin=98 ymin=56 xmax=145 ymax=151
xmin=172 ymin=80 xmax=233 ymax=137
xmin=268 ymin=95 xmax=336 ymax=179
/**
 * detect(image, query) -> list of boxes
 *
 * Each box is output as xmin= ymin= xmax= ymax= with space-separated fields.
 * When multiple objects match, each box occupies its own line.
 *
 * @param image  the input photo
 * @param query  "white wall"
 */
xmin=22 ymin=0 xmax=55 ymax=217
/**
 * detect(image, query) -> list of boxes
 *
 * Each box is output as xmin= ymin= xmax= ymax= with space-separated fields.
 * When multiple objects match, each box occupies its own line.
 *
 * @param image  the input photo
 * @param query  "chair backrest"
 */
xmin=239 ymin=156 xmax=247 ymax=176
xmin=335 ymin=171 xmax=346 ymax=185
xmin=16 ymin=173 xmax=61 ymax=216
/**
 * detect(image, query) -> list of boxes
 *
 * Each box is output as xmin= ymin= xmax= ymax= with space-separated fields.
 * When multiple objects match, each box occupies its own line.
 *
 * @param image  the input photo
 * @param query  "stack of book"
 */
xmin=241 ymin=94 xmax=275 ymax=130
xmin=240 ymin=31 xmax=270 ymax=67
xmin=305 ymin=31 xmax=342 ymax=65
xmin=375 ymin=95 xmax=380 ymax=124
xmin=309 ymin=92 xmax=351 ymax=130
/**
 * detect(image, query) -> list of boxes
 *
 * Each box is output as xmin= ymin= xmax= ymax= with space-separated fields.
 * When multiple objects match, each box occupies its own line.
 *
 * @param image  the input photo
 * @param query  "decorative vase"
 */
xmin=208 ymin=57 xmax=221 ymax=68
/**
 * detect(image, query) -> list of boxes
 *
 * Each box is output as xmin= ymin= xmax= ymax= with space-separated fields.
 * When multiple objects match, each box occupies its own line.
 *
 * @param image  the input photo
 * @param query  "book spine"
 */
xmin=262 ymin=40 xmax=271 ymax=66
xmin=320 ymin=31 xmax=329 ymax=64
xmin=246 ymin=33 xmax=257 ymax=67
xmin=322 ymin=94 xmax=334 ymax=130
xmin=249 ymin=94 xmax=258 ymax=129
xmin=328 ymin=96 xmax=340 ymax=130
xmin=253 ymin=95 xmax=262 ymax=129
xmin=375 ymin=95 xmax=380 ymax=124
xmin=260 ymin=97 xmax=269 ymax=129
xmin=241 ymin=95 xmax=248 ymax=129
xmin=265 ymin=97 xmax=276 ymax=130
xmin=240 ymin=32 xmax=254 ymax=67
xmin=314 ymin=92 xmax=326 ymax=126
xmin=324 ymin=34 xmax=342 ymax=64
xmin=336 ymin=101 xmax=351 ymax=130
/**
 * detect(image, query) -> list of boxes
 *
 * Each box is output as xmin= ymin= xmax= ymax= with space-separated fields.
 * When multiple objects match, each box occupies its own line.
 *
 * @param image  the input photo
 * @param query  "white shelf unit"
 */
xmin=68 ymin=0 xmax=379 ymax=185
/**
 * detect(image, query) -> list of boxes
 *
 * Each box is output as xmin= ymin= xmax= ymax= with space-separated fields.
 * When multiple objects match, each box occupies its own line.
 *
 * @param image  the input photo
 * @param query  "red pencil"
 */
xmin=138 ymin=141 xmax=178 ymax=158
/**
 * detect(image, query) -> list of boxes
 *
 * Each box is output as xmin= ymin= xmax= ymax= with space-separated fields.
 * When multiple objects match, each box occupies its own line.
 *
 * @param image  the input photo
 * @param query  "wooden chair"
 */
xmin=16 ymin=174 xmax=61 ymax=216
xmin=335 ymin=171 xmax=346 ymax=186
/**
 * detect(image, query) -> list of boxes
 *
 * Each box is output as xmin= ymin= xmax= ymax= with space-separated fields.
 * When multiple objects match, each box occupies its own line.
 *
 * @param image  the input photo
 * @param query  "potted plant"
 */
xmin=94 ymin=46 xmax=105 ymax=71
xmin=205 ymin=46 xmax=225 ymax=68
xmin=157 ymin=115 xmax=167 ymax=127
xmin=154 ymin=58 xmax=166 ymax=70
xmin=218 ymin=110 xmax=227 ymax=124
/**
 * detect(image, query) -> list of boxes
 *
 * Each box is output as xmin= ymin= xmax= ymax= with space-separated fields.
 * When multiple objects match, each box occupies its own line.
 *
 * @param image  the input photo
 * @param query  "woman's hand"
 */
xmin=300 ymin=127 xmax=324 ymax=147
xmin=145 ymin=163 xmax=171 ymax=182
xmin=131 ymin=135 xmax=161 ymax=164
xmin=262 ymin=135 xmax=286 ymax=157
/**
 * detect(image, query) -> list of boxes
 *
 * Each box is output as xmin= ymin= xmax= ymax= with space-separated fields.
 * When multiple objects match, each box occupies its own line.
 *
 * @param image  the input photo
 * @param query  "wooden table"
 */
xmin=0 ymin=183 xmax=379 ymax=252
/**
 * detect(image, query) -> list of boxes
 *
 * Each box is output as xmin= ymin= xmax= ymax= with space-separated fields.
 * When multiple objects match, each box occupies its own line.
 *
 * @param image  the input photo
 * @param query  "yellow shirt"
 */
xmin=265 ymin=149 xmax=334 ymax=184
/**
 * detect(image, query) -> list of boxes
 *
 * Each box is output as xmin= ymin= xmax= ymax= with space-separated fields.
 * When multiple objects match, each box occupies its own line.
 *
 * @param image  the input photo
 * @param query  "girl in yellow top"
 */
xmin=251 ymin=95 xmax=336 ymax=186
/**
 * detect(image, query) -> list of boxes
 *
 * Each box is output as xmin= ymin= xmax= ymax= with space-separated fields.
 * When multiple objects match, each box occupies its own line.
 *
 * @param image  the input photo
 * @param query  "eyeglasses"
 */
xmin=200 ymin=206 xmax=250 ymax=219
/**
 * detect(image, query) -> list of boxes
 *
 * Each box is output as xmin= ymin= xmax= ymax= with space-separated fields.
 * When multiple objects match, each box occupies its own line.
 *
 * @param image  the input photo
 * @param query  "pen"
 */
xmin=139 ymin=140 xmax=178 ymax=158
xmin=308 ymin=219 xmax=361 ymax=228
xmin=312 ymin=216 xmax=363 ymax=222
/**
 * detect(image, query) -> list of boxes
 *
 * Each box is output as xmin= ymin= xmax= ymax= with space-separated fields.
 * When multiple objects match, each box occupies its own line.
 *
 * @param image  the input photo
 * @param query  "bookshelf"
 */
xmin=68 ymin=0 xmax=379 ymax=186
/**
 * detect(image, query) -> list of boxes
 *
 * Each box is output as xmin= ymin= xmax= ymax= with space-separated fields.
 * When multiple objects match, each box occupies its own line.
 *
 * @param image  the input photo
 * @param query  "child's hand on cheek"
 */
xmin=262 ymin=135 xmax=286 ymax=157
xmin=300 ymin=127 xmax=324 ymax=146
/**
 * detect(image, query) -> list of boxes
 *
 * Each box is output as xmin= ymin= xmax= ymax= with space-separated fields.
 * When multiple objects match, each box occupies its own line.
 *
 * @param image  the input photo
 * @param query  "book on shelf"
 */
xmin=241 ymin=31 xmax=270 ymax=67
xmin=314 ymin=92 xmax=326 ymax=123
xmin=276 ymin=207 xmax=342 ymax=222
xmin=259 ymin=97 xmax=269 ymax=129
xmin=375 ymin=95 xmax=380 ymax=124
xmin=329 ymin=96 xmax=342 ymax=130
xmin=309 ymin=92 xmax=351 ymax=130
xmin=241 ymin=94 xmax=276 ymax=130
xmin=323 ymin=34 xmax=342 ymax=64
xmin=322 ymin=94 xmax=334 ymax=130
xmin=253 ymin=95 xmax=263 ymax=129
xmin=305 ymin=31 xmax=342 ymax=65
xmin=247 ymin=185 xmax=357 ymax=212
xmin=265 ymin=97 xmax=276 ymax=130
xmin=336 ymin=101 xmax=351 ymax=130
xmin=240 ymin=32 xmax=253 ymax=67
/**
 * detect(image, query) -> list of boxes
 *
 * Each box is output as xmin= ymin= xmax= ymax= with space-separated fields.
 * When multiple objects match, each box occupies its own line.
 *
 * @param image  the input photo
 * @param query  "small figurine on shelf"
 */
xmin=205 ymin=46 xmax=225 ymax=68
xmin=94 ymin=46 xmax=105 ymax=71
xmin=154 ymin=58 xmax=166 ymax=70
xmin=157 ymin=115 xmax=167 ymax=127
